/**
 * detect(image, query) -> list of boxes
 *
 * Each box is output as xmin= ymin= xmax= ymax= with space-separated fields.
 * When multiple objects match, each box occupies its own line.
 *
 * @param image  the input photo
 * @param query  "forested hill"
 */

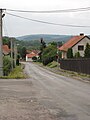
xmin=17 ymin=34 xmax=72 ymax=43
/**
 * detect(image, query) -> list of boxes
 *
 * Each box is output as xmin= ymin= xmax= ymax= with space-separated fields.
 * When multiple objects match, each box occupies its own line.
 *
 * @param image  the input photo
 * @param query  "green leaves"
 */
xmin=67 ymin=48 xmax=73 ymax=58
xmin=84 ymin=43 xmax=90 ymax=58
xmin=42 ymin=44 xmax=57 ymax=65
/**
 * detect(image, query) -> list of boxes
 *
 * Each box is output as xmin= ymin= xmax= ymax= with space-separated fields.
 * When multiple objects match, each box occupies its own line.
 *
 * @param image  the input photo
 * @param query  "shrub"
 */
xmin=75 ymin=52 xmax=81 ymax=58
xmin=42 ymin=57 xmax=53 ymax=65
xmin=84 ymin=43 xmax=90 ymax=58
xmin=32 ymin=56 xmax=37 ymax=62
xmin=42 ymin=44 xmax=57 ymax=65
xmin=3 ymin=57 xmax=12 ymax=76
xmin=67 ymin=48 xmax=73 ymax=58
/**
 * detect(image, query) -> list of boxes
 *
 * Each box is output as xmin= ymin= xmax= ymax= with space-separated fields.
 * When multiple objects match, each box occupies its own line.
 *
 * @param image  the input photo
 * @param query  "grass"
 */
xmin=46 ymin=61 xmax=90 ymax=81
xmin=47 ymin=61 xmax=58 ymax=68
xmin=34 ymin=61 xmax=90 ymax=81
xmin=0 ymin=65 xmax=27 ymax=79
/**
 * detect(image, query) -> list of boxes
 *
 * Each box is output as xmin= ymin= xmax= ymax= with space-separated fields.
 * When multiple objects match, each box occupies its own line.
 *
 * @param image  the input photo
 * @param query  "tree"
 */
xmin=40 ymin=38 xmax=46 ymax=51
xmin=67 ymin=48 xmax=73 ymax=58
xmin=16 ymin=54 xmax=20 ymax=66
xmin=42 ymin=44 xmax=57 ymax=65
xmin=39 ymin=38 xmax=46 ymax=61
xmin=3 ymin=57 xmax=12 ymax=76
xmin=20 ymin=47 xmax=27 ymax=60
xmin=32 ymin=56 xmax=37 ymax=62
xmin=49 ymin=41 xmax=57 ymax=46
xmin=58 ymin=51 xmax=62 ymax=58
xmin=74 ymin=52 xmax=80 ymax=58
xmin=3 ymin=37 xmax=11 ymax=48
xmin=84 ymin=43 xmax=90 ymax=58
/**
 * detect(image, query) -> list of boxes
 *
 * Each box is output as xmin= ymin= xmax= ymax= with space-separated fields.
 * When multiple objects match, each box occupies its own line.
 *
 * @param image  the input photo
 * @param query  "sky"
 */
xmin=0 ymin=0 xmax=90 ymax=37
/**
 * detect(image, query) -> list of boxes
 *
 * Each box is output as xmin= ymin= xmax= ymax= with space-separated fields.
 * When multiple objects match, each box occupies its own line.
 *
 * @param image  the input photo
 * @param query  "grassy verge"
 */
xmin=0 ymin=65 xmax=27 ymax=79
xmin=47 ymin=61 xmax=58 ymax=68
xmin=47 ymin=61 xmax=90 ymax=81
xmin=35 ymin=61 xmax=90 ymax=81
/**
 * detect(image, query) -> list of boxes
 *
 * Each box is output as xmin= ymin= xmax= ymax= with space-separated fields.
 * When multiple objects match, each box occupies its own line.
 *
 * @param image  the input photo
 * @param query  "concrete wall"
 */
xmin=26 ymin=56 xmax=32 ymax=62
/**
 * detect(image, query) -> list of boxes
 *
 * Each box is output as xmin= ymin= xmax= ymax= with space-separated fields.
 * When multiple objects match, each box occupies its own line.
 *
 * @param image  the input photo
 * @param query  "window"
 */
xmin=78 ymin=45 xmax=84 ymax=51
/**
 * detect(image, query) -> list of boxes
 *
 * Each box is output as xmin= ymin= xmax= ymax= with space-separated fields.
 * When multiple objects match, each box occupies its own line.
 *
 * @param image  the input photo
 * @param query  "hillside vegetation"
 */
xmin=17 ymin=34 xmax=72 ymax=42
xmin=16 ymin=34 xmax=72 ymax=50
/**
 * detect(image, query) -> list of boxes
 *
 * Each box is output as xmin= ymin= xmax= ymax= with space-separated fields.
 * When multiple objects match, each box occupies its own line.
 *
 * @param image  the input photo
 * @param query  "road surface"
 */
xmin=0 ymin=62 xmax=90 ymax=120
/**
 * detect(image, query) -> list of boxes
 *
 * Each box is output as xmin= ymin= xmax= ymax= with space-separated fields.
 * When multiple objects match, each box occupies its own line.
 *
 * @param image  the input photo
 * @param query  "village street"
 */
xmin=0 ymin=62 xmax=90 ymax=120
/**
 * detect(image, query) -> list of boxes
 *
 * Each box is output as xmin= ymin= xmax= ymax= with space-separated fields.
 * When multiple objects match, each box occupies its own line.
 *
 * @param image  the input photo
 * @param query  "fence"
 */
xmin=59 ymin=58 xmax=90 ymax=75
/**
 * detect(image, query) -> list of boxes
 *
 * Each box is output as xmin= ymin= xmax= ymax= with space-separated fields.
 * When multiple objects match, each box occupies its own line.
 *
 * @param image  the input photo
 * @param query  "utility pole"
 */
xmin=14 ymin=39 xmax=17 ymax=67
xmin=0 ymin=9 xmax=5 ymax=76
xmin=11 ymin=37 xmax=17 ymax=69
xmin=10 ymin=38 xmax=14 ymax=70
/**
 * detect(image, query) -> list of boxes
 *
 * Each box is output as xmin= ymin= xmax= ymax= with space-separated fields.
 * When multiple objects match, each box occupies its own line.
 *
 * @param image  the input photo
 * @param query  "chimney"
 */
xmin=80 ymin=33 xmax=84 ymax=36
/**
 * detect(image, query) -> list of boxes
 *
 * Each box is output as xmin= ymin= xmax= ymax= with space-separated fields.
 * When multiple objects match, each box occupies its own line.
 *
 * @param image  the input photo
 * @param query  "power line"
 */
xmin=6 ymin=7 xmax=90 ymax=13
xmin=6 ymin=12 xmax=90 ymax=28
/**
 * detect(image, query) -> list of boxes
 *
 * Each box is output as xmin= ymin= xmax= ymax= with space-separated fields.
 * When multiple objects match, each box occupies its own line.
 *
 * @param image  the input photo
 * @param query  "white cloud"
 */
xmin=1 ymin=0 xmax=90 ymax=36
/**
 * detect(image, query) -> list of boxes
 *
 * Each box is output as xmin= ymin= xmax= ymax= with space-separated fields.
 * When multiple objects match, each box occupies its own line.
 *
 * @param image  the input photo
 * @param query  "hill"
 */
xmin=16 ymin=34 xmax=72 ymax=43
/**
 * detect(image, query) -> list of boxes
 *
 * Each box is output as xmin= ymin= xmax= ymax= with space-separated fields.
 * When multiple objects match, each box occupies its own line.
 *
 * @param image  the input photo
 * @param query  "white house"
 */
xmin=26 ymin=50 xmax=39 ymax=62
xmin=59 ymin=34 xmax=90 ymax=59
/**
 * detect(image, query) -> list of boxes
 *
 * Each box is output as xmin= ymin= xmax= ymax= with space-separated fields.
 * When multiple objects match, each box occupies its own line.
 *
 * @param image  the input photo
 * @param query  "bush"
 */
xmin=84 ymin=43 xmax=90 ymax=58
xmin=42 ymin=57 xmax=53 ymax=65
xmin=75 ymin=52 xmax=81 ymax=58
xmin=67 ymin=48 xmax=73 ymax=58
xmin=42 ymin=44 xmax=57 ymax=65
xmin=3 ymin=57 xmax=12 ymax=76
xmin=32 ymin=56 xmax=37 ymax=62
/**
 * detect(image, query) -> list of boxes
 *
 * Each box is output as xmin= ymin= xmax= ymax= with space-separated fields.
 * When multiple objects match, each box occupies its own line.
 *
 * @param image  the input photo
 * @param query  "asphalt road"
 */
xmin=0 ymin=62 xmax=90 ymax=120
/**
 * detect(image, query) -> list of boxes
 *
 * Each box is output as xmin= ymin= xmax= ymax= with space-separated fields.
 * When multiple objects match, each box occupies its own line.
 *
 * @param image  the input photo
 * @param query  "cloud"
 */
xmin=1 ymin=0 xmax=90 ymax=36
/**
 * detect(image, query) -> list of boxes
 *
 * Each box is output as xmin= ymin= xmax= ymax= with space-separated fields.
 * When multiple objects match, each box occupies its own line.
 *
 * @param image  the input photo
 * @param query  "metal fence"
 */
xmin=59 ymin=58 xmax=90 ymax=75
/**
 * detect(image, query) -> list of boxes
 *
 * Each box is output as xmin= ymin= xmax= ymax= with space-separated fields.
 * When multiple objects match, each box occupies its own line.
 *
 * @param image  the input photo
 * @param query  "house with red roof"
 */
xmin=59 ymin=34 xmax=90 ymax=59
xmin=26 ymin=50 xmax=40 ymax=61
xmin=2 ymin=45 xmax=10 ymax=56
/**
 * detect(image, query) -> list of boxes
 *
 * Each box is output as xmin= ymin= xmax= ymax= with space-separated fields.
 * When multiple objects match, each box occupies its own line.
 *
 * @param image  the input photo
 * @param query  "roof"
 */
xmin=26 ymin=53 xmax=38 ymax=58
xmin=2 ymin=45 xmax=10 ymax=55
xmin=59 ymin=35 xmax=88 ymax=51
xmin=27 ymin=50 xmax=40 ymax=54
xmin=31 ymin=50 xmax=40 ymax=54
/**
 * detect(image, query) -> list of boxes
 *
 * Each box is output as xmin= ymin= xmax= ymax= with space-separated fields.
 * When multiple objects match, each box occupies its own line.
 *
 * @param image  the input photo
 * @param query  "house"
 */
xmin=2 ymin=45 xmax=10 ymax=56
xmin=26 ymin=50 xmax=40 ymax=61
xmin=59 ymin=34 xmax=90 ymax=59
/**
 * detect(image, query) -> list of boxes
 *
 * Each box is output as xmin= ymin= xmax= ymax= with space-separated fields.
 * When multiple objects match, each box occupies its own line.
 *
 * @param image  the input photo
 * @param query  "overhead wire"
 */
xmin=6 ymin=12 xmax=90 ymax=28
xmin=6 ymin=7 xmax=90 ymax=13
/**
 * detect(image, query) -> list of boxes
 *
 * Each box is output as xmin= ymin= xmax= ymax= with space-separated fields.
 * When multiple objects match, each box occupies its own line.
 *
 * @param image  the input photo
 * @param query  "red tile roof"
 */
xmin=2 ymin=45 xmax=10 ymax=55
xmin=59 ymin=35 xmax=85 ymax=51
xmin=26 ymin=53 xmax=37 ymax=58
xmin=27 ymin=50 xmax=40 ymax=54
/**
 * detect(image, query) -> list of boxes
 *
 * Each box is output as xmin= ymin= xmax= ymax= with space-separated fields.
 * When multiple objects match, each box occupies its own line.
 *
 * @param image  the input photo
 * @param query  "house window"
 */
xmin=78 ymin=45 xmax=84 ymax=51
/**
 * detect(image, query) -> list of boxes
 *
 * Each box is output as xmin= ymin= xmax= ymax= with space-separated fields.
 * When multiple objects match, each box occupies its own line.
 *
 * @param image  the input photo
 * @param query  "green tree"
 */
xmin=3 ymin=37 xmax=11 ymax=48
xmin=84 ymin=43 xmax=90 ymax=58
xmin=49 ymin=41 xmax=57 ymax=46
xmin=42 ymin=44 xmax=57 ymax=65
xmin=75 ymin=52 xmax=80 ymax=58
xmin=16 ymin=54 xmax=20 ymax=66
xmin=32 ymin=56 xmax=37 ymax=62
xmin=20 ymin=47 xmax=27 ymax=60
xmin=67 ymin=48 xmax=73 ymax=58
xmin=3 ymin=57 xmax=12 ymax=76
xmin=40 ymin=38 xmax=46 ymax=51
xmin=58 ymin=51 xmax=62 ymax=58
xmin=39 ymin=38 xmax=46 ymax=61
